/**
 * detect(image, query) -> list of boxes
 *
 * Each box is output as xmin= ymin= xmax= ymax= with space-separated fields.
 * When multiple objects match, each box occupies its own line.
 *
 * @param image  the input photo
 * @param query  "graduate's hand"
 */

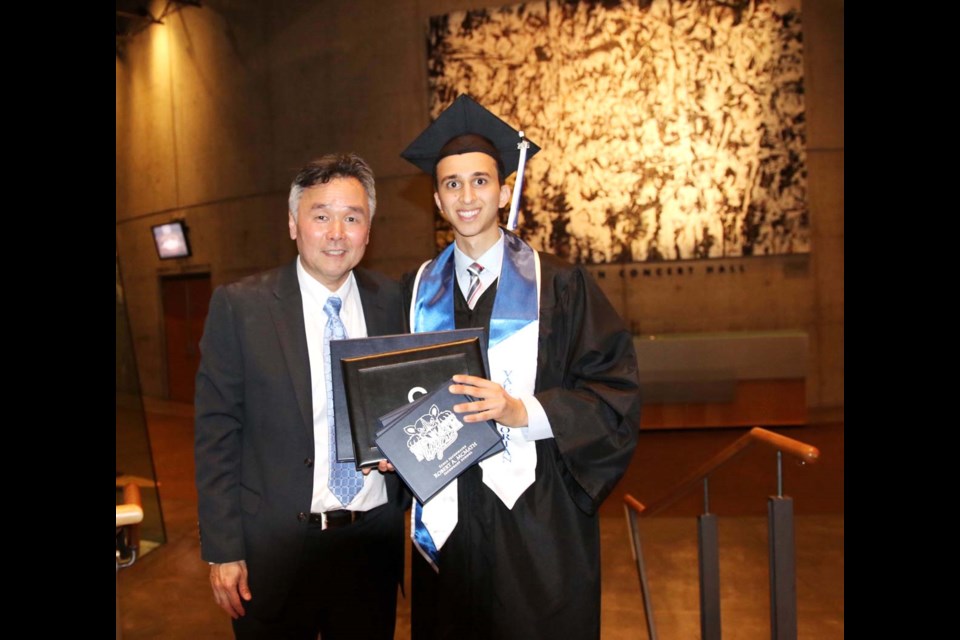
xmin=362 ymin=460 xmax=396 ymax=474
xmin=209 ymin=560 xmax=251 ymax=619
xmin=449 ymin=374 xmax=528 ymax=427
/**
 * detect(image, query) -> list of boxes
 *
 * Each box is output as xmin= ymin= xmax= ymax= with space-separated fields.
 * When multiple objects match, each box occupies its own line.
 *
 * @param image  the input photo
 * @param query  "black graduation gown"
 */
xmin=404 ymin=251 xmax=641 ymax=640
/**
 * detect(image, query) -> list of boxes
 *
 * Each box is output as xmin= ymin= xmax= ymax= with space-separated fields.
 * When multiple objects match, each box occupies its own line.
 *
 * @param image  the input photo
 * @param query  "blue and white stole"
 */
xmin=409 ymin=230 xmax=541 ymax=569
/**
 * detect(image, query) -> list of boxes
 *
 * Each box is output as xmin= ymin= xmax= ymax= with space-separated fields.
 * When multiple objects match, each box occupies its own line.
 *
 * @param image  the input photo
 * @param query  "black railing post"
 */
xmin=768 ymin=451 xmax=797 ymax=640
xmin=624 ymin=504 xmax=659 ymax=640
xmin=698 ymin=477 xmax=722 ymax=640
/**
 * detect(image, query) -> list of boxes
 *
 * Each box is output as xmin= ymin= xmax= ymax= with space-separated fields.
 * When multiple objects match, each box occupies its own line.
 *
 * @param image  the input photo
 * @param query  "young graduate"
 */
xmin=399 ymin=95 xmax=641 ymax=639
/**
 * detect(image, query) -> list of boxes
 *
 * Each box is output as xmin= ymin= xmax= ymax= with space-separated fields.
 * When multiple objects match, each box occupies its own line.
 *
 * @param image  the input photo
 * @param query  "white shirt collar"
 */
xmin=296 ymin=256 xmax=356 ymax=309
xmin=453 ymin=229 xmax=504 ymax=290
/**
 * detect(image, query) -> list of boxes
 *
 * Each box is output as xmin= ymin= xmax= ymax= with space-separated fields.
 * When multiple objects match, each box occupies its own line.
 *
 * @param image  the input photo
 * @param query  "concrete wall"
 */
xmin=116 ymin=0 xmax=843 ymax=409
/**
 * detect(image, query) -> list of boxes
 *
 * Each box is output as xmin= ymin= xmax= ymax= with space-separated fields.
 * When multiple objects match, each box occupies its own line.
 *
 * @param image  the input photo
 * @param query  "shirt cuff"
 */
xmin=519 ymin=395 xmax=554 ymax=441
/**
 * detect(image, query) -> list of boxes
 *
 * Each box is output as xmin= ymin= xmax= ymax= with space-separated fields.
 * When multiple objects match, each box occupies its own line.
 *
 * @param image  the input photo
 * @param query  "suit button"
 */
xmin=304 ymin=458 xmax=314 ymax=467
xmin=297 ymin=512 xmax=307 ymax=522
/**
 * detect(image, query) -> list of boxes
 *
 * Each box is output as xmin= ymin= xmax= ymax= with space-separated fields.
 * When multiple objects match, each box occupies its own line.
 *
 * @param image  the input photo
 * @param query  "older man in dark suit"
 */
xmin=194 ymin=153 xmax=407 ymax=639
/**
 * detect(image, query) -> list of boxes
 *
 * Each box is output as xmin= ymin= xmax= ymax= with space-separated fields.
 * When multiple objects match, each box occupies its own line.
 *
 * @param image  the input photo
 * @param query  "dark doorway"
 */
xmin=161 ymin=273 xmax=211 ymax=402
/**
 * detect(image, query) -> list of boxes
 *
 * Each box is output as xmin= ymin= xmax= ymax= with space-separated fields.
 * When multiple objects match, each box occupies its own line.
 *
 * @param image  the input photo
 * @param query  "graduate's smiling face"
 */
xmin=434 ymin=152 xmax=511 ymax=257
xmin=289 ymin=177 xmax=371 ymax=289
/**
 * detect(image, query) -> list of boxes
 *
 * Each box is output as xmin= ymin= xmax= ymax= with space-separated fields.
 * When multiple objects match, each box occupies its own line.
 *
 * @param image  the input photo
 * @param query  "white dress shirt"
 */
xmin=452 ymin=232 xmax=554 ymax=441
xmin=296 ymin=258 xmax=388 ymax=512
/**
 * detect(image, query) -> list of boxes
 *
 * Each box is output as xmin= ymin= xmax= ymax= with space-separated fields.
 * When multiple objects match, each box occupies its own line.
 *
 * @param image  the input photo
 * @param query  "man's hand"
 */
xmin=449 ymin=374 xmax=528 ymax=427
xmin=209 ymin=560 xmax=252 ymax=619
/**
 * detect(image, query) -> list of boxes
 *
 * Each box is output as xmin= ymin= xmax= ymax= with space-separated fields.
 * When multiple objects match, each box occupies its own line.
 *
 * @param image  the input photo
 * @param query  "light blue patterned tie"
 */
xmin=323 ymin=296 xmax=364 ymax=505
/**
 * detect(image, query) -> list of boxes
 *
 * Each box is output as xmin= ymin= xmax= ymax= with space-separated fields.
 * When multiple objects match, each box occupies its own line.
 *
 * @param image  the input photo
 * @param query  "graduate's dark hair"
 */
xmin=288 ymin=153 xmax=377 ymax=220
xmin=433 ymin=134 xmax=506 ymax=188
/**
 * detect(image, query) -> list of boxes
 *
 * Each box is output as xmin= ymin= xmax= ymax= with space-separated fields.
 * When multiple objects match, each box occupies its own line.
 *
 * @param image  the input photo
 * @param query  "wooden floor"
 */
xmin=117 ymin=399 xmax=844 ymax=639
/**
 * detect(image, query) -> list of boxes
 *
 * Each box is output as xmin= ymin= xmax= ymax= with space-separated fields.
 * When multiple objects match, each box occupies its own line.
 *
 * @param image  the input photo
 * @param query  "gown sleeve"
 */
xmin=533 ymin=257 xmax=641 ymax=515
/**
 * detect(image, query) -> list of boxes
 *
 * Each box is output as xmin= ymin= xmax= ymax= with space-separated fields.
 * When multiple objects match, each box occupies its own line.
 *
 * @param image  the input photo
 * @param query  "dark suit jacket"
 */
xmin=194 ymin=260 xmax=407 ymax=619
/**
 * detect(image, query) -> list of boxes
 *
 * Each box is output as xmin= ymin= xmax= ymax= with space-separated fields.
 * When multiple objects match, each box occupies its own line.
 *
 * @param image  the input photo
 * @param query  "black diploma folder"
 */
xmin=334 ymin=329 xmax=489 ymax=468
xmin=375 ymin=379 xmax=504 ymax=504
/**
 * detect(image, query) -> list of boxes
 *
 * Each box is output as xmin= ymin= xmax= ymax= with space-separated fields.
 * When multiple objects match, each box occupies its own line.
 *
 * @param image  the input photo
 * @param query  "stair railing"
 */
xmin=623 ymin=427 xmax=820 ymax=640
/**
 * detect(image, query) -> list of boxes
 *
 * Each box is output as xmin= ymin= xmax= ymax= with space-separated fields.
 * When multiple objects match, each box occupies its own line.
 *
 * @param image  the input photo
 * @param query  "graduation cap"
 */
xmin=400 ymin=94 xmax=541 ymax=229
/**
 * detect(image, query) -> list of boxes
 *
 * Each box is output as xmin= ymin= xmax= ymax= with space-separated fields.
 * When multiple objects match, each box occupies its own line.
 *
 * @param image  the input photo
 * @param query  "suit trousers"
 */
xmin=232 ymin=502 xmax=403 ymax=640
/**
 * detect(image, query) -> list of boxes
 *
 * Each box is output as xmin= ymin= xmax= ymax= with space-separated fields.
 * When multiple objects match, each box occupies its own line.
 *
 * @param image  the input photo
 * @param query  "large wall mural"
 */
xmin=428 ymin=0 xmax=807 ymax=263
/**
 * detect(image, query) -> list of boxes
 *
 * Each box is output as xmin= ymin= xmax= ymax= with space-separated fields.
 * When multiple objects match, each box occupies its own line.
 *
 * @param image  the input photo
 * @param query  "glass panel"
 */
xmin=116 ymin=250 xmax=166 ymax=553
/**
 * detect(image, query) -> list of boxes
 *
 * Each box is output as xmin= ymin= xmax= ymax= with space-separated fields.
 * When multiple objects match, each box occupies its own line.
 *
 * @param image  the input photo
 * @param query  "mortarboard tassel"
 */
xmin=506 ymin=131 xmax=531 ymax=231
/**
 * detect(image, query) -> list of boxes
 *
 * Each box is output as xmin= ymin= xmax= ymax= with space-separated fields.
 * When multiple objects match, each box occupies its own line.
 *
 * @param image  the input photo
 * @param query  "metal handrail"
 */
xmin=629 ymin=427 xmax=819 ymax=517
xmin=117 ymin=483 xmax=144 ymax=640
xmin=116 ymin=483 xmax=143 ymax=569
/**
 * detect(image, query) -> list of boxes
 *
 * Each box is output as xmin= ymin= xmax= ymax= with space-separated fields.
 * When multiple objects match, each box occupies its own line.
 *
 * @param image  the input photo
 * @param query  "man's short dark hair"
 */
xmin=289 ymin=153 xmax=377 ymax=220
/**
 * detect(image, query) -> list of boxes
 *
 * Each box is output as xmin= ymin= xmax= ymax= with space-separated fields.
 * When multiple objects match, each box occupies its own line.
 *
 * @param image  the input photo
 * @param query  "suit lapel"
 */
xmin=355 ymin=268 xmax=388 ymax=337
xmin=268 ymin=261 xmax=314 ymax=436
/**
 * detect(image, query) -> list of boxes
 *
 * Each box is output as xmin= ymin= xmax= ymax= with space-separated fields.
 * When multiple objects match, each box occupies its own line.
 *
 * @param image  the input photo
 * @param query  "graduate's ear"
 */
xmin=498 ymin=183 xmax=511 ymax=209
xmin=434 ymin=192 xmax=443 ymax=211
